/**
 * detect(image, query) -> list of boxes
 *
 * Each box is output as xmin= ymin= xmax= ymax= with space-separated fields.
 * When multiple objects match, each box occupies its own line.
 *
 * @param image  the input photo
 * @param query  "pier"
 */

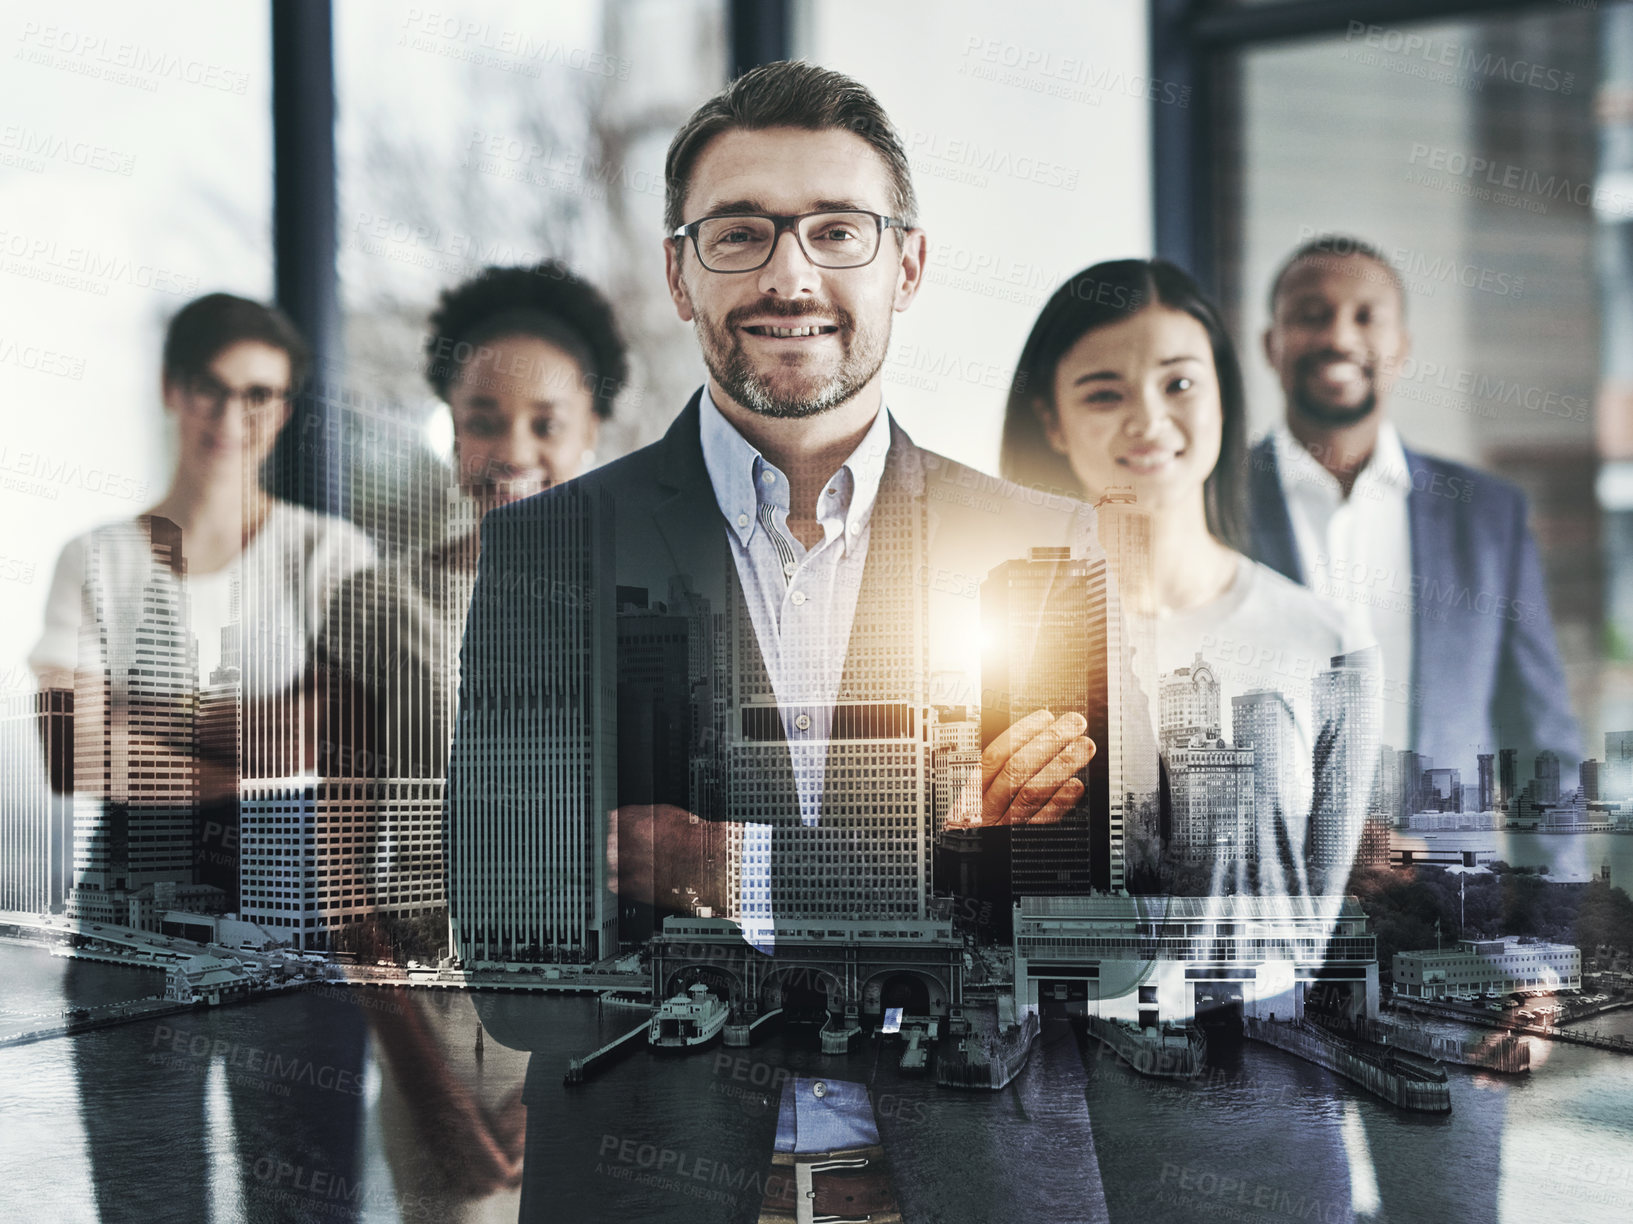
xmin=724 ymin=1008 xmax=783 ymax=1047
xmin=1388 ymin=996 xmax=1633 ymax=1055
xmin=937 ymin=1013 xmax=1039 ymax=1090
xmin=1244 ymin=1017 xmax=1451 ymax=1112
xmin=1081 ymin=1015 xmax=1205 ymax=1079
xmin=564 ymin=1021 xmax=649 ymax=1084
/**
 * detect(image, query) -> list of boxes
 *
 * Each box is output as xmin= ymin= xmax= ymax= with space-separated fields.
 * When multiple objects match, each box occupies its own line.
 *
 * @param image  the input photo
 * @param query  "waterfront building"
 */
xmin=1392 ymin=936 xmax=1581 ymax=998
xmin=1011 ymin=894 xmax=1378 ymax=1024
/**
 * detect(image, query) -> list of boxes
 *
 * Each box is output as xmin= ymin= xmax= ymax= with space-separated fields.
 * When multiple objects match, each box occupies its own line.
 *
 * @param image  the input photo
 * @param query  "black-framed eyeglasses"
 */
xmin=183 ymin=373 xmax=289 ymax=415
xmin=670 ymin=210 xmax=908 ymax=273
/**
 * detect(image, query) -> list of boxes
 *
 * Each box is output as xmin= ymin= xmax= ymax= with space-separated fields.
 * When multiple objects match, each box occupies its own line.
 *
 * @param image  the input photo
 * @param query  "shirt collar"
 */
xmin=698 ymin=384 xmax=892 ymax=550
xmin=1272 ymin=418 xmax=1412 ymax=505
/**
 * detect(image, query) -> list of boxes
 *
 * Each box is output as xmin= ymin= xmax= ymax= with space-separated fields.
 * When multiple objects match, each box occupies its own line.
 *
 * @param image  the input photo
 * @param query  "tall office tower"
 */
xmin=447 ymin=483 xmax=616 ymax=962
xmin=1398 ymin=750 xmax=1431 ymax=822
xmin=981 ymin=545 xmax=1113 ymax=895
xmin=1498 ymin=747 xmax=1519 ymax=812
xmin=1581 ymin=758 xmax=1602 ymax=800
xmin=196 ymin=667 xmax=240 ymax=904
xmin=1425 ymin=768 xmax=1463 ymax=812
xmin=1535 ymin=750 xmax=1562 ymax=804
xmin=1370 ymin=744 xmax=1400 ymax=821
xmin=1232 ymin=689 xmax=1300 ymax=834
xmin=1477 ymin=753 xmax=1495 ymax=812
xmin=614 ymin=583 xmax=721 ymax=943
xmin=1604 ymin=731 xmax=1633 ymax=799
xmin=67 ymin=519 xmax=200 ymax=927
xmin=1311 ymin=647 xmax=1381 ymax=891
xmin=1165 ymin=737 xmax=1255 ymax=866
xmin=252 ymin=408 xmax=460 ymax=954
xmin=1160 ymin=654 xmax=1221 ymax=750
xmin=1096 ymin=491 xmax=1159 ymax=867
xmin=726 ymin=485 xmax=932 ymax=930
xmin=0 ymin=688 xmax=74 ymax=914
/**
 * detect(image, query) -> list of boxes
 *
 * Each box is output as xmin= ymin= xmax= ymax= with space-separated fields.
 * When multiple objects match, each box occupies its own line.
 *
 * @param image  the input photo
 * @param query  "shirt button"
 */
xmin=737 ymin=513 xmax=749 ymax=528
xmin=791 ymin=591 xmax=807 ymax=606
xmin=795 ymin=714 xmax=812 ymax=732
xmin=761 ymin=470 xmax=776 ymax=485
xmin=783 ymin=561 xmax=797 ymax=578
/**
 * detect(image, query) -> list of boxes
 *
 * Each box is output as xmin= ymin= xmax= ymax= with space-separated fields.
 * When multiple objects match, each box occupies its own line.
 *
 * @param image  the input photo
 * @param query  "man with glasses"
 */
xmin=448 ymin=62 xmax=1111 ymax=1222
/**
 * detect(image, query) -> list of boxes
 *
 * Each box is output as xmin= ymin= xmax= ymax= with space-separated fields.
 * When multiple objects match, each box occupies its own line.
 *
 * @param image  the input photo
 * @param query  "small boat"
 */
xmin=648 ymin=983 xmax=729 ymax=1049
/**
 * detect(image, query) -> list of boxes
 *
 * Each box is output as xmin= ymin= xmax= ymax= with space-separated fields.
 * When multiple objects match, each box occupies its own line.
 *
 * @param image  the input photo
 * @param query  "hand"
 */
xmin=980 ymin=709 xmax=1095 ymax=827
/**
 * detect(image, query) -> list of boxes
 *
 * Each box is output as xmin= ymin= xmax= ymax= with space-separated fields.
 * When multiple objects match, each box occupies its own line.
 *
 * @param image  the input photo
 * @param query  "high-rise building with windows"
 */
xmin=1160 ymin=654 xmax=1222 ymax=752
xmin=1477 ymin=753 xmax=1495 ymax=812
xmin=981 ymin=545 xmax=1113 ymax=895
xmin=446 ymin=483 xmax=617 ymax=963
xmin=1535 ymin=750 xmax=1562 ymax=804
xmin=0 ymin=688 xmax=75 ymax=914
xmin=1311 ymin=647 xmax=1381 ymax=891
xmin=69 ymin=519 xmax=199 ymax=926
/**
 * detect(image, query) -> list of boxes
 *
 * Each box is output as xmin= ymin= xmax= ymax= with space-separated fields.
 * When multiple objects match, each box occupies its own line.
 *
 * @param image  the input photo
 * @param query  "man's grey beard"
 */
xmin=696 ymin=307 xmax=889 ymax=420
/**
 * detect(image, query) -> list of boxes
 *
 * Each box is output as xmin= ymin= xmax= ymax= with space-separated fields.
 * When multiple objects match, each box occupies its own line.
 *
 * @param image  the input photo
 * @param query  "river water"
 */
xmin=2 ymin=942 xmax=1630 ymax=1223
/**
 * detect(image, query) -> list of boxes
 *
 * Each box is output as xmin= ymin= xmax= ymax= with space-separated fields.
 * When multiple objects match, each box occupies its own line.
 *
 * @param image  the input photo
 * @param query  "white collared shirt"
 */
xmin=698 ymin=386 xmax=893 ymax=944
xmin=1272 ymin=420 xmax=1413 ymax=751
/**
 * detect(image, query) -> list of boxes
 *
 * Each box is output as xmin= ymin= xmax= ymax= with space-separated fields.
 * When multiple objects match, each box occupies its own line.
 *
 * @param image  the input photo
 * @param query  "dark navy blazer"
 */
xmin=1247 ymin=435 xmax=1581 ymax=769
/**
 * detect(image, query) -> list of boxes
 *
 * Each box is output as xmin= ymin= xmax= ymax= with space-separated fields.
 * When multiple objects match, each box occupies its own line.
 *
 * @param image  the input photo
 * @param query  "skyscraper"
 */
xmin=1096 ymin=490 xmax=1159 ymax=876
xmin=1581 ymin=758 xmax=1602 ymax=801
xmin=1604 ymin=730 xmax=1633 ymax=800
xmin=446 ymin=483 xmax=618 ymax=963
xmin=1231 ymin=689 xmax=1299 ymax=837
xmin=1535 ymin=750 xmax=1561 ymax=805
xmin=1311 ymin=647 xmax=1381 ymax=891
xmin=1425 ymin=768 xmax=1462 ymax=812
xmin=1398 ymin=750 xmax=1432 ymax=822
xmin=69 ymin=519 xmax=200 ymax=927
xmin=1477 ymin=753 xmax=1495 ymax=812
xmin=1498 ymin=747 xmax=1519 ymax=812
xmin=0 ymin=688 xmax=74 ymax=914
xmin=981 ymin=546 xmax=1112 ymax=895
